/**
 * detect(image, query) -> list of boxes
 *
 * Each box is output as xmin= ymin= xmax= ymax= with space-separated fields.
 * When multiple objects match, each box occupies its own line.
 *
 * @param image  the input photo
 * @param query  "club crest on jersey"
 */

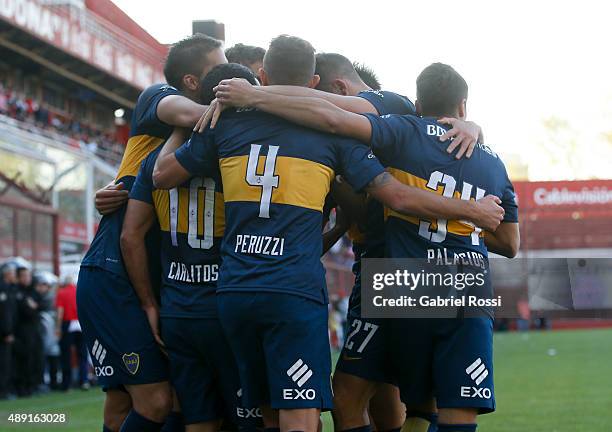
xmin=122 ymin=353 xmax=140 ymax=375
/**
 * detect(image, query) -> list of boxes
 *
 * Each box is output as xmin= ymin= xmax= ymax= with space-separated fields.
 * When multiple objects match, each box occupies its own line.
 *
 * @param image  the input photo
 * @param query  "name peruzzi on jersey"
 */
xmin=235 ymin=234 xmax=285 ymax=256
xmin=167 ymin=262 xmax=219 ymax=283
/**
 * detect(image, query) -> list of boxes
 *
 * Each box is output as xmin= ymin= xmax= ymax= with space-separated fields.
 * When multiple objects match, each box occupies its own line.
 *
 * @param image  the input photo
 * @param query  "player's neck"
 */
xmin=422 ymin=111 xmax=460 ymax=120
xmin=350 ymin=81 xmax=370 ymax=95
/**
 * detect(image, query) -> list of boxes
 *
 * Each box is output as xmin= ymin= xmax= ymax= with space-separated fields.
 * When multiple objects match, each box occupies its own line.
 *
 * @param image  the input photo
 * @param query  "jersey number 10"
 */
xmin=418 ymin=170 xmax=484 ymax=245
xmin=168 ymin=177 xmax=216 ymax=250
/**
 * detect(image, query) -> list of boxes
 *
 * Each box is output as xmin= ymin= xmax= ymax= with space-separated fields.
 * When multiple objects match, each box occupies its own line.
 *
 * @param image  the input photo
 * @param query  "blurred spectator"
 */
xmin=12 ymin=258 xmax=43 ymax=397
xmin=0 ymin=83 xmax=125 ymax=165
xmin=34 ymin=273 xmax=60 ymax=391
xmin=516 ymin=296 xmax=531 ymax=331
xmin=0 ymin=84 xmax=8 ymax=115
xmin=56 ymin=275 xmax=89 ymax=391
xmin=0 ymin=262 xmax=18 ymax=400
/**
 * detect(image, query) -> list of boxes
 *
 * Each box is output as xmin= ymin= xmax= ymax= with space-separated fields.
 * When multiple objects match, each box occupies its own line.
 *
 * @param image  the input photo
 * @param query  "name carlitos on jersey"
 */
xmin=167 ymin=262 xmax=219 ymax=283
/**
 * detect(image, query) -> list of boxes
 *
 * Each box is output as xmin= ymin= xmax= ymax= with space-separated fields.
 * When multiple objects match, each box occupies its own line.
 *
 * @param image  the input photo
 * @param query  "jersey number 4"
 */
xmin=418 ymin=170 xmax=484 ymax=245
xmin=169 ymin=177 xmax=215 ymax=250
xmin=246 ymin=144 xmax=279 ymax=218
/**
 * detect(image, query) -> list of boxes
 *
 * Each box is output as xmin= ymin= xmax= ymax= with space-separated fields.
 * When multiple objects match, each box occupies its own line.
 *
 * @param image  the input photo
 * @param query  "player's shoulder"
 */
xmin=137 ymin=83 xmax=180 ymax=103
xmin=357 ymin=89 xmax=416 ymax=116
xmin=134 ymin=83 xmax=181 ymax=116
xmin=217 ymin=107 xmax=274 ymax=128
xmin=372 ymin=112 xmax=421 ymax=129
xmin=473 ymin=142 xmax=504 ymax=166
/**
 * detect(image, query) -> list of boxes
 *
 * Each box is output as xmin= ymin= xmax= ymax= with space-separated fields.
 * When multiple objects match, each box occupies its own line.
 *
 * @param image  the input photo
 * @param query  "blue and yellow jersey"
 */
xmin=176 ymin=109 xmax=385 ymax=304
xmin=364 ymin=113 xmax=518 ymax=264
xmin=130 ymin=147 xmax=225 ymax=318
xmin=357 ymin=89 xmax=416 ymax=117
xmin=81 ymin=84 xmax=180 ymax=280
xmin=347 ymin=90 xmax=416 ymax=314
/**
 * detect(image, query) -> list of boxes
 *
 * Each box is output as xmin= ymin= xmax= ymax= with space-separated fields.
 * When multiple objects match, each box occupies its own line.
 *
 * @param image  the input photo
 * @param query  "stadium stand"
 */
xmin=0 ymin=0 xmax=168 ymax=268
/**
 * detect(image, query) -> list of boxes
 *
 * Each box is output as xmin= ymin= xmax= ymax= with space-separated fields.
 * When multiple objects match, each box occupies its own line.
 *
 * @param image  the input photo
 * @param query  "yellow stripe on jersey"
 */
xmin=386 ymin=167 xmax=482 ymax=238
xmin=116 ymin=135 xmax=165 ymax=180
xmin=152 ymin=189 xmax=225 ymax=237
xmin=219 ymin=155 xmax=334 ymax=212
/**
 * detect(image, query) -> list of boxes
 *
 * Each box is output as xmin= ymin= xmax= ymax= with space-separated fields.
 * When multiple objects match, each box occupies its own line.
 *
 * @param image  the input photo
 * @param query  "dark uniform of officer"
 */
xmin=13 ymin=262 xmax=43 ymax=397
xmin=0 ymin=262 xmax=18 ymax=399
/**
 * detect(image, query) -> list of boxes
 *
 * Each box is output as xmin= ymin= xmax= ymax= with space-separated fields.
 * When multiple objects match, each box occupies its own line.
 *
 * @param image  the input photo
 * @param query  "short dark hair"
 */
xmin=315 ymin=53 xmax=361 ymax=92
xmin=353 ymin=62 xmax=381 ymax=90
xmin=200 ymin=63 xmax=259 ymax=105
xmin=225 ymin=43 xmax=266 ymax=67
xmin=164 ymin=34 xmax=223 ymax=89
xmin=416 ymin=63 xmax=468 ymax=117
xmin=263 ymin=35 xmax=315 ymax=86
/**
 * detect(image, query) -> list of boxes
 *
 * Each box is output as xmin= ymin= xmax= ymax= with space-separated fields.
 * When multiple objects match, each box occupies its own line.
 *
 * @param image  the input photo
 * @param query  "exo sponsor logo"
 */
xmin=236 ymin=407 xmax=262 ymax=418
xmin=95 ymin=366 xmax=114 ymax=377
xmin=287 ymin=359 xmax=313 ymax=387
xmin=466 ymin=358 xmax=488 ymax=385
xmin=460 ymin=386 xmax=491 ymax=399
xmin=91 ymin=340 xmax=114 ymax=376
xmin=91 ymin=339 xmax=107 ymax=365
xmin=283 ymin=388 xmax=316 ymax=400
xmin=283 ymin=359 xmax=316 ymax=399
xmin=461 ymin=357 xmax=491 ymax=399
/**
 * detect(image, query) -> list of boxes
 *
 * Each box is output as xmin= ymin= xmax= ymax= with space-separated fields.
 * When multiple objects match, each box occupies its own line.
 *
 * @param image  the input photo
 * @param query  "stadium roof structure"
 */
xmin=0 ymin=0 xmax=168 ymax=109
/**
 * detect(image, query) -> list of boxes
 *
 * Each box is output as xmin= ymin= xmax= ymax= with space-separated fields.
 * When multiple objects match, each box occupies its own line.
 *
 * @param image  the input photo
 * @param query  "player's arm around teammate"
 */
xmin=119 ymin=175 xmax=173 ymax=426
xmin=93 ymin=75 xmax=218 ymax=217
xmin=202 ymin=86 xmax=503 ymax=232
xmin=198 ymin=78 xmax=482 ymax=160
xmin=120 ymin=199 xmax=163 ymax=349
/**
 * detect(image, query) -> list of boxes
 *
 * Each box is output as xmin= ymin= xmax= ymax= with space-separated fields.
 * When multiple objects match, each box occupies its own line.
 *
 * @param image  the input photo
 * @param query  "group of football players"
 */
xmin=76 ymin=33 xmax=519 ymax=432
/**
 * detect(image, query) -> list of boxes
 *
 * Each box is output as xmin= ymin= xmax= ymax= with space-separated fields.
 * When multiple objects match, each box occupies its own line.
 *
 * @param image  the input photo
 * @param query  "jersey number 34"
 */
xmin=419 ymin=170 xmax=485 ymax=245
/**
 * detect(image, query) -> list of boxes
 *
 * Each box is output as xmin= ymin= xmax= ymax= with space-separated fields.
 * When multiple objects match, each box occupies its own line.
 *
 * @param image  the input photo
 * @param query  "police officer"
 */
xmin=13 ymin=258 xmax=43 ymax=397
xmin=0 ymin=261 xmax=18 ymax=400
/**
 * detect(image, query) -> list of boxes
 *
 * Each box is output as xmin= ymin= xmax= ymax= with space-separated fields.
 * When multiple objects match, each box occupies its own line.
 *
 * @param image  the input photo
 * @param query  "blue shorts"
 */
xmin=385 ymin=317 xmax=495 ymax=413
xmin=161 ymin=317 xmax=262 ymax=426
xmin=335 ymin=311 xmax=395 ymax=385
xmin=76 ymin=266 xmax=168 ymax=388
xmin=218 ymin=292 xmax=333 ymax=411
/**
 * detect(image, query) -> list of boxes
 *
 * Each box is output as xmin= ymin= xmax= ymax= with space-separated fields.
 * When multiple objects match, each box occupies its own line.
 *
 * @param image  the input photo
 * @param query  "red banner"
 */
xmin=0 ymin=0 xmax=165 ymax=89
xmin=514 ymin=180 xmax=612 ymax=211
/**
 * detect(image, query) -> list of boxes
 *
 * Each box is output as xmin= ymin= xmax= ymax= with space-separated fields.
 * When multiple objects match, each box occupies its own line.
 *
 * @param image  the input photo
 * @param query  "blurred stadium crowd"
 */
xmin=0 ymin=80 xmax=124 ymax=165
xmin=0 ymin=257 xmax=89 ymax=400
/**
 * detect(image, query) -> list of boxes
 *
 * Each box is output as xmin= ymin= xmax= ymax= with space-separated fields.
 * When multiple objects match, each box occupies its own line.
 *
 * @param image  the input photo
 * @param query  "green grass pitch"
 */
xmin=1 ymin=328 xmax=610 ymax=431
